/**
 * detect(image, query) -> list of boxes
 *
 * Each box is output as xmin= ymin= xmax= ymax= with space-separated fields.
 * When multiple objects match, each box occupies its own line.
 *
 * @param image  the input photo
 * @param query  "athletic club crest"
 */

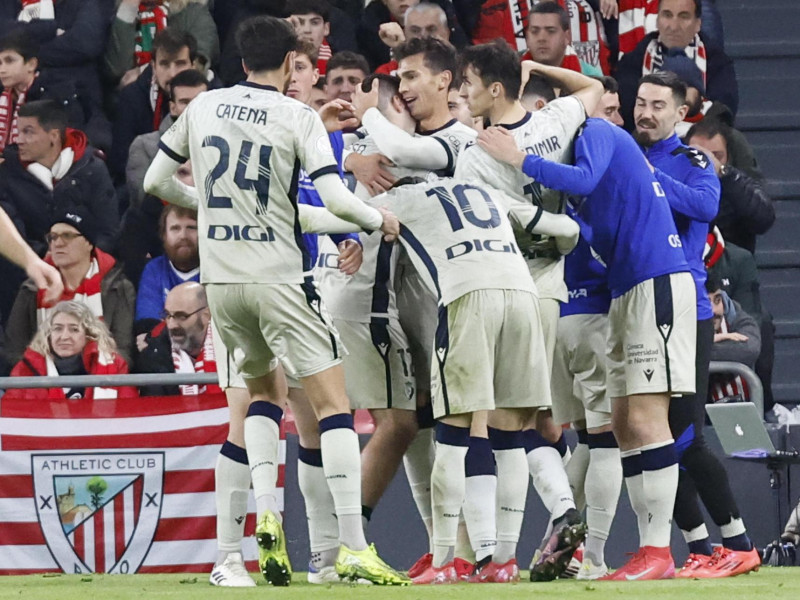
xmin=32 ymin=452 xmax=164 ymax=574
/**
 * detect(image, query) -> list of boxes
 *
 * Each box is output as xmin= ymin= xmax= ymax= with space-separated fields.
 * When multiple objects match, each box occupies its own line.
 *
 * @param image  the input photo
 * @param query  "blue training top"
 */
xmin=561 ymin=202 xmax=611 ymax=316
xmin=644 ymin=133 xmax=720 ymax=321
xmin=520 ymin=118 xmax=689 ymax=298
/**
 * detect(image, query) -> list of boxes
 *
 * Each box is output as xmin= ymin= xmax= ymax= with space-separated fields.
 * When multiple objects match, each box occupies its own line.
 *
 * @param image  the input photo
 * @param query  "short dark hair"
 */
xmin=361 ymin=73 xmax=401 ymax=111
xmin=152 ymin=28 xmax=198 ymax=63
xmin=159 ymin=204 xmax=198 ymax=240
xmin=236 ymin=16 xmax=297 ymax=73
xmin=659 ymin=0 xmax=701 ymax=18
xmin=169 ymin=69 xmax=208 ymax=101
xmin=704 ymin=272 xmax=722 ymax=294
xmin=639 ymin=71 xmax=687 ymax=106
xmin=459 ymin=41 xmax=521 ymax=102
xmin=395 ymin=36 xmax=456 ymax=77
xmin=522 ymin=74 xmax=556 ymax=103
xmin=285 ymin=0 xmax=330 ymax=21
xmin=594 ymin=75 xmax=619 ymax=94
xmin=18 ymin=99 xmax=67 ymax=138
xmin=685 ymin=118 xmax=732 ymax=148
xmin=0 ymin=29 xmax=38 ymax=61
xmin=326 ymin=51 xmax=369 ymax=76
xmin=530 ymin=2 xmax=570 ymax=30
xmin=295 ymin=39 xmax=319 ymax=66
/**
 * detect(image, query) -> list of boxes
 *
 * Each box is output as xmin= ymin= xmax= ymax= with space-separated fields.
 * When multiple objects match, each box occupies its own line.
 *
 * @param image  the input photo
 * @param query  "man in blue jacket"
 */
xmin=634 ymin=70 xmax=760 ymax=578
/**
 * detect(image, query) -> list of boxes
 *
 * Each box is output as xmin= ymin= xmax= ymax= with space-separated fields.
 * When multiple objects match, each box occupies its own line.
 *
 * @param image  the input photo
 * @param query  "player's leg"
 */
xmin=462 ymin=411 xmax=497 ymax=571
xmin=404 ymin=395 xmax=436 ymax=576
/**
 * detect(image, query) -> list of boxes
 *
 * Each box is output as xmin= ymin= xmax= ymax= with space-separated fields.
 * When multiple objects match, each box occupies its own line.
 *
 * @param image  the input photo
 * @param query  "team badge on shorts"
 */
xmin=32 ymin=452 xmax=165 ymax=574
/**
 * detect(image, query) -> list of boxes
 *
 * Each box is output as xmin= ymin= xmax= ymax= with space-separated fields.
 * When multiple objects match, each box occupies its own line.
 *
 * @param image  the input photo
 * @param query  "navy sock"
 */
xmin=688 ymin=538 xmax=714 ymax=556
xmin=723 ymin=532 xmax=753 ymax=552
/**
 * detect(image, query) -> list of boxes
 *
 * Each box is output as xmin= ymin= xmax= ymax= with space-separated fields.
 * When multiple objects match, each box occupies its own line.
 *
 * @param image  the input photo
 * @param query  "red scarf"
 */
xmin=136 ymin=1 xmax=169 ymax=67
xmin=617 ymin=0 xmax=658 ymax=58
xmin=0 ymin=86 xmax=26 ymax=152
xmin=172 ymin=323 xmax=222 ymax=396
xmin=36 ymin=249 xmax=116 ymax=324
xmin=317 ymin=39 xmax=332 ymax=75
xmin=471 ymin=0 xmax=530 ymax=52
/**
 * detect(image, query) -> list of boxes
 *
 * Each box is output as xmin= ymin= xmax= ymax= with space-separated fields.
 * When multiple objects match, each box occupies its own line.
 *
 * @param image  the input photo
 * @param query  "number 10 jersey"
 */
xmin=159 ymin=82 xmax=341 ymax=285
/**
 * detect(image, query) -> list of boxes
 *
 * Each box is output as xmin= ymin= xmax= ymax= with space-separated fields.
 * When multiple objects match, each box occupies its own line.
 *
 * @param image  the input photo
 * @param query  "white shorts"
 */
xmin=336 ymin=318 xmax=416 ymax=410
xmin=210 ymin=320 xmax=247 ymax=389
xmin=538 ymin=297 xmax=560 ymax=373
xmin=396 ymin=256 xmax=437 ymax=392
xmin=206 ymin=279 xmax=344 ymax=380
xmin=431 ymin=289 xmax=552 ymax=418
xmin=607 ymin=272 xmax=697 ymax=398
xmin=550 ymin=313 xmax=611 ymax=428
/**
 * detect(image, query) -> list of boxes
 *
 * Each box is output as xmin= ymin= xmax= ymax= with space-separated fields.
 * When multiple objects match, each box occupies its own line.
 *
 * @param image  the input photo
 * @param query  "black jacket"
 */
xmin=0 ymin=135 xmax=119 ymax=255
xmin=715 ymin=166 xmax=774 ymax=254
xmin=617 ymin=32 xmax=739 ymax=131
xmin=133 ymin=322 xmax=179 ymax=397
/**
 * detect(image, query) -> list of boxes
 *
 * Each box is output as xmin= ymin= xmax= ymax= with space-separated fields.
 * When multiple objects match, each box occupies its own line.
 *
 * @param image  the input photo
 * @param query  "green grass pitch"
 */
xmin=1 ymin=568 xmax=798 ymax=600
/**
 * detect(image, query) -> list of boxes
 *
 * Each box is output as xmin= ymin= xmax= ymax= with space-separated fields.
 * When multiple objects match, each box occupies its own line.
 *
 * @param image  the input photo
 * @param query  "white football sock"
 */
xmin=528 ymin=446 xmax=576 ymax=521
xmin=243 ymin=406 xmax=282 ymax=522
xmin=297 ymin=449 xmax=339 ymax=555
xmin=432 ymin=442 xmax=468 ymax=568
xmin=215 ymin=443 xmax=251 ymax=563
xmin=320 ymin=419 xmax=367 ymax=551
xmin=719 ymin=517 xmax=746 ymax=539
xmin=584 ymin=447 xmax=622 ymax=565
xmin=455 ymin=516 xmax=475 ymax=562
xmin=565 ymin=442 xmax=590 ymax=511
xmin=640 ymin=441 xmax=678 ymax=548
xmin=403 ymin=428 xmax=435 ymax=551
xmin=494 ymin=447 xmax=528 ymax=564
xmin=464 ymin=474 xmax=497 ymax=562
xmin=621 ymin=449 xmax=647 ymax=547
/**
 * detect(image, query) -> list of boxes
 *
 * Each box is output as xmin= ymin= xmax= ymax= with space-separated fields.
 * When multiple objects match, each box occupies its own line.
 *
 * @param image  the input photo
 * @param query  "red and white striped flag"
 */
xmin=0 ymin=393 xmax=285 ymax=575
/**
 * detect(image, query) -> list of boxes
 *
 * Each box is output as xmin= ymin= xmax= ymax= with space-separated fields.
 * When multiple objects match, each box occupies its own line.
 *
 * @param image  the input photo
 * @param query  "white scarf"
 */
xmin=171 ymin=324 xmax=216 ymax=396
xmin=26 ymin=147 xmax=75 ymax=191
xmin=18 ymin=0 xmax=54 ymax=22
xmin=643 ymin=34 xmax=708 ymax=84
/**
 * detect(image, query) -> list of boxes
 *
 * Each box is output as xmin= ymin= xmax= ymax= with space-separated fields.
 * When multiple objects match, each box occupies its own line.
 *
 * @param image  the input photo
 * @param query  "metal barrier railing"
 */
xmin=0 ymin=372 xmax=219 ymax=389
xmin=709 ymin=360 xmax=764 ymax=415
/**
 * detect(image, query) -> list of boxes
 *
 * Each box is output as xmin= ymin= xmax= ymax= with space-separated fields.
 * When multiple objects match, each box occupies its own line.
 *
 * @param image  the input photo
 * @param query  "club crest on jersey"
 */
xmin=32 ymin=452 xmax=164 ymax=574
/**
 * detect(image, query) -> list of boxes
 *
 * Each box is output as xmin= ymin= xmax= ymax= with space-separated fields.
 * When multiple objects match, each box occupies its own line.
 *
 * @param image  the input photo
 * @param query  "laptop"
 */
xmin=706 ymin=402 xmax=776 ymax=455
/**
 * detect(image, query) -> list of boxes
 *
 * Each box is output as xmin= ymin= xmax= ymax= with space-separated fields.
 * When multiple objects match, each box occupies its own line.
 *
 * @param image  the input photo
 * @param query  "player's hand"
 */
xmin=345 ymin=153 xmax=397 ymax=196
xmin=477 ymin=127 xmax=527 ymax=169
xmin=318 ymin=99 xmax=360 ymax=132
xmin=25 ymin=256 xmax=63 ymax=306
xmin=352 ymin=78 xmax=380 ymax=122
xmin=600 ymin=0 xmax=619 ymax=19
xmin=378 ymin=206 xmax=400 ymax=241
xmin=337 ymin=239 xmax=363 ymax=275
xmin=379 ymin=22 xmax=406 ymax=48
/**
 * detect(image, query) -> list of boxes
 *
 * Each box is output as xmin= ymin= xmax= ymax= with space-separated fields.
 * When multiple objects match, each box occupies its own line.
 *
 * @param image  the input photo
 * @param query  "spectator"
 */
xmin=535 ymin=0 xmax=611 ymax=74
xmin=374 ymin=2 xmax=452 ymax=75
xmin=109 ymin=28 xmax=198 ymax=182
xmin=706 ymin=233 xmax=776 ymax=413
xmin=104 ymin=0 xmax=219 ymax=86
xmin=325 ymin=51 xmax=369 ymax=104
xmin=0 ymin=99 xmax=118 ymax=256
xmin=4 ymin=208 xmax=135 ymax=366
xmin=522 ymin=2 xmax=603 ymax=76
xmin=135 ymin=205 xmax=199 ymax=327
xmin=286 ymin=0 xmax=351 ymax=75
xmin=660 ymin=54 xmax=762 ymax=180
xmin=687 ymin=120 xmax=774 ymax=254
xmin=4 ymin=300 xmax=137 ymax=400
xmin=616 ymin=0 xmax=738 ymax=130
xmin=286 ymin=41 xmax=320 ymax=104
xmin=0 ymin=0 xmax=109 ymax=123
xmin=125 ymin=67 xmax=208 ymax=210
xmin=357 ymin=0 xmax=466 ymax=70
xmin=0 ymin=30 xmax=108 ymax=153
xmin=706 ymin=273 xmax=761 ymax=404
xmin=134 ymin=281 xmax=221 ymax=397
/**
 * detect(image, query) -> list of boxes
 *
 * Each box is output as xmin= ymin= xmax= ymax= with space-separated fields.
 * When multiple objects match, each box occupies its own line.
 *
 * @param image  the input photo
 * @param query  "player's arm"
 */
xmin=143 ymin=149 xmax=200 ymax=209
xmin=298 ymin=204 xmax=362 ymax=234
xmin=500 ymin=192 xmax=580 ymax=255
xmin=653 ymin=160 xmax=720 ymax=223
xmin=521 ymin=60 xmax=604 ymax=116
xmin=359 ymin=108 xmax=451 ymax=170
xmin=478 ymin=123 xmax=613 ymax=196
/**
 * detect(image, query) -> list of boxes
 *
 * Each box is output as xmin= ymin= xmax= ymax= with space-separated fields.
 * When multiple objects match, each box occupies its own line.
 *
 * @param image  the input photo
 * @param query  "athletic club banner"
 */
xmin=0 ymin=393 xmax=285 ymax=575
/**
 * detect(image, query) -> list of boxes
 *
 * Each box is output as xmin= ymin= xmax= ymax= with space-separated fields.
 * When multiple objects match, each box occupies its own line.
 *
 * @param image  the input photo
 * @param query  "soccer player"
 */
xmin=633 ymin=71 xmax=760 ymax=578
xmin=144 ymin=15 xmax=408 ymax=586
xmin=455 ymin=44 xmax=603 ymax=580
xmin=478 ymin=101 xmax=696 ymax=582
xmin=363 ymin=177 xmax=580 ymax=584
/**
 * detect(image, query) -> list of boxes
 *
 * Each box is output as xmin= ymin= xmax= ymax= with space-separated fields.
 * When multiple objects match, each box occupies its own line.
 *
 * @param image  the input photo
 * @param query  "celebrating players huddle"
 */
xmin=144 ymin=13 xmax=761 ymax=588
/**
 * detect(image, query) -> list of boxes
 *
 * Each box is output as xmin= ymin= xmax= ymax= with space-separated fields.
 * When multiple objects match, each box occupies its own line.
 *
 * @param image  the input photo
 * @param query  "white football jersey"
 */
xmin=369 ymin=179 xmax=538 ymax=307
xmin=420 ymin=118 xmax=478 ymax=177
xmin=159 ymin=82 xmax=341 ymax=284
xmin=346 ymin=133 xmax=432 ymax=200
xmin=454 ymin=96 xmax=586 ymax=301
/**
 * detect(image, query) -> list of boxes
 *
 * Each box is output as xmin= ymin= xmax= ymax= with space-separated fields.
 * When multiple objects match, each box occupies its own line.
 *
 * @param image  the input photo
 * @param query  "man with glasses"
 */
xmin=4 ymin=208 xmax=135 ymax=367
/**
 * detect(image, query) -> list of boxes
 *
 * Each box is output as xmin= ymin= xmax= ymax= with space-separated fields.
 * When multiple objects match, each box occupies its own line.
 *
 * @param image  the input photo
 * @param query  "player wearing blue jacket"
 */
xmin=633 ymin=72 xmax=759 ymax=578
xmin=478 ymin=112 xmax=696 ymax=581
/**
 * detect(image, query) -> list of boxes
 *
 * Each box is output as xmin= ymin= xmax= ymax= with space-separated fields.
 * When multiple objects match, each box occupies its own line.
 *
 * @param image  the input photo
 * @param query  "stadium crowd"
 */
xmin=0 ymin=0 xmax=784 ymax=588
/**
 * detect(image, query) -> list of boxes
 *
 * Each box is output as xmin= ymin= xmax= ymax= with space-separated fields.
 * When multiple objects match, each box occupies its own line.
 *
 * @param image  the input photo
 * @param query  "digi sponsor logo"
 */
xmin=32 ymin=452 xmax=164 ymax=574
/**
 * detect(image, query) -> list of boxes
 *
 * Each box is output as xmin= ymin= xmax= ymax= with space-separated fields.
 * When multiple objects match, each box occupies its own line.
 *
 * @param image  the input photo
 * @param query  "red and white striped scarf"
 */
xmin=36 ymin=249 xmax=116 ymax=324
xmin=172 ymin=323 xmax=221 ymax=396
xmin=45 ymin=342 xmax=122 ymax=400
xmin=617 ymin=0 xmax=658 ymax=58
xmin=0 ymin=87 xmax=25 ymax=153
xmin=136 ymin=1 xmax=170 ymax=67
xmin=17 ymin=0 xmax=54 ymax=21
xmin=643 ymin=35 xmax=707 ymax=85
xmin=317 ymin=39 xmax=332 ymax=74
